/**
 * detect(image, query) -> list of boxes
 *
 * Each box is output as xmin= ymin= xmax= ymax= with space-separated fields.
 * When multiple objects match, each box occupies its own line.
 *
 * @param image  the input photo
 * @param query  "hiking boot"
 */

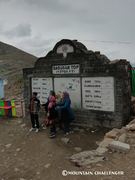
xmin=69 ymin=131 xmax=74 ymax=134
xmin=64 ymin=132 xmax=69 ymax=136
xmin=35 ymin=128 xmax=39 ymax=133
xmin=50 ymin=134 xmax=55 ymax=138
xmin=29 ymin=128 xmax=36 ymax=132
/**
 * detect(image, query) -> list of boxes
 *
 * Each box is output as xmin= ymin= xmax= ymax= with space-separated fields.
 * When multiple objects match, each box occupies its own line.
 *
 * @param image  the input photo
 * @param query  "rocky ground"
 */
xmin=0 ymin=114 xmax=135 ymax=180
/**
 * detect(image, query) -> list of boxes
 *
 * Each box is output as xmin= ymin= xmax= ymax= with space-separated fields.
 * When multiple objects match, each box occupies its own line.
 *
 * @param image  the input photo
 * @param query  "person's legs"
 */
xmin=64 ymin=122 xmax=70 ymax=134
xmin=59 ymin=117 xmax=63 ymax=130
xmin=50 ymin=125 xmax=56 ymax=138
xmin=34 ymin=114 xmax=39 ymax=132
xmin=58 ymin=110 xmax=62 ymax=129
xmin=30 ymin=114 xmax=35 ymax=128
xmin=34 ymin=114 xmax=39 ymax=129
xmin=61 ymin=109 xmax=69 ymax=133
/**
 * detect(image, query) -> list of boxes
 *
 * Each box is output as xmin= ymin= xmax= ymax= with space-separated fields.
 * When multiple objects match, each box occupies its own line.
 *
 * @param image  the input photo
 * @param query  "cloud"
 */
xmin=0 ymin=0 xmax=135 ymax=63
xmin=15 ymin=35 xmax=57 ymax=57
xmin=4 ymin=24 xmax=32 ymax=39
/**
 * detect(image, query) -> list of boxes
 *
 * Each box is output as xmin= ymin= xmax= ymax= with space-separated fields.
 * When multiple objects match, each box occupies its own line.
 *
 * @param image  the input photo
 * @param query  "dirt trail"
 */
xmin=0 ymin=116 xmax=134 ymax=180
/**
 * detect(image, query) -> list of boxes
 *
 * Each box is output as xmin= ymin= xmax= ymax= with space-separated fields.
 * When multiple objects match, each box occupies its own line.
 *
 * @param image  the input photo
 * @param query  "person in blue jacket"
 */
xmin=56 ymin=92 xmax=74 ymax=135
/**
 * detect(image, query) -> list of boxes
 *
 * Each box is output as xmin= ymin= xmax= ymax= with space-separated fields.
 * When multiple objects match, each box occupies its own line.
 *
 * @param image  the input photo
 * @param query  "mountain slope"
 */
xmin=0 ymin=41 xmax=37 ymax=99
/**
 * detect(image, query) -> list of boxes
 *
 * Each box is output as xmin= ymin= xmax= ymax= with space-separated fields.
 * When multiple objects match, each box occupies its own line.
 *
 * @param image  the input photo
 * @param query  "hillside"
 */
xmin=0 ymin=41 xmax=37 ymax=99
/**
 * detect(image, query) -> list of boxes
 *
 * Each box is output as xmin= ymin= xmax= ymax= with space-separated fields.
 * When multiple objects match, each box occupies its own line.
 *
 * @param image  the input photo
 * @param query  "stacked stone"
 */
xmin=70 ymin=118 xmax=135 ymax=168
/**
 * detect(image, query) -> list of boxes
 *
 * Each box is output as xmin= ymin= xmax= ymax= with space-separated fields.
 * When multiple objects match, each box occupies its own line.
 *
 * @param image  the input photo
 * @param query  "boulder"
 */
xmin=104 ymin=128 xmax=121 ymax=139
xmin=99 ymin=138 xmax=115 ymax=148
xmin=128 ymin=119 xmax=135 ymax=125
xmin=96 ymin=147 xmax=108 ymax=154
xmin=108 ymin=141 xmax=130 ymax=153
xmin=74 ymin=147 xmax=82 ymax=152
xmin=61 ymin=138 xmax=69 ymax=144
xmin=126 ymin=124 xmax=135 ymax=131
xmin=69 ymin=150 xmax=104 ymax=167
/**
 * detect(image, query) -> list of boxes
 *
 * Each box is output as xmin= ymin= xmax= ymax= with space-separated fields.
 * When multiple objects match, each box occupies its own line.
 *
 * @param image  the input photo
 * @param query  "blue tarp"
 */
xmin=0 ymin=78 xmax=4 ymax=99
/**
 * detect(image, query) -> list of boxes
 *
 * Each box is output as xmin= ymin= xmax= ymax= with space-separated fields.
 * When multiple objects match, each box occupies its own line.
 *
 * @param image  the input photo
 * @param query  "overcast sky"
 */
xmin=0 ymin=0 xmax=135 ymax=64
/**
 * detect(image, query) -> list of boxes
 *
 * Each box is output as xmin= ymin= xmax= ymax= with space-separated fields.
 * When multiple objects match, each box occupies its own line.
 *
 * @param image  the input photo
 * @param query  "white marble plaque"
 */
xmin=32 ymin=78 xmax=53 ymax=104
xmin=82 ymin=77 xmax=114 ymax=111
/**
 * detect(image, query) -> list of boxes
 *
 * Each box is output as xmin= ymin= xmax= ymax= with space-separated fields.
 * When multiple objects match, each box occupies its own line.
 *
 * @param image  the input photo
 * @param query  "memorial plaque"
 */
xmin=32 ymin=78 xmax=53 ymax=104
xmin=82 ymin=77 xmax=114 ymax=111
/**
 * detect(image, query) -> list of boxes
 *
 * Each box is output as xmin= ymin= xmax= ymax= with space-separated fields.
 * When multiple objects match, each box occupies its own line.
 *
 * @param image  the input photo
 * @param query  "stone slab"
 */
xmin=96 ymin=147 xmax=108 ymax=154
xmin=108 ymin=141 xmax=130 ymax=153
xmin=69 ymin=150 xmax=104 ymax=167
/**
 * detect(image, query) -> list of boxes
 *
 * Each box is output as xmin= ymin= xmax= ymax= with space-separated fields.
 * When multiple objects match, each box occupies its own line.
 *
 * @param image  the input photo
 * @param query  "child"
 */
xmin=47 ymin=94 xmax=58 ymax=138
xmin=41 ymin=90 xmax=56 ymax=129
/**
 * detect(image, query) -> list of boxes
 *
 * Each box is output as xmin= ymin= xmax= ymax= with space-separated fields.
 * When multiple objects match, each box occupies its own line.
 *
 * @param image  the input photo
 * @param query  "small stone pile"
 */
xmin=70 ymin=118 xmax=135 ymax=168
